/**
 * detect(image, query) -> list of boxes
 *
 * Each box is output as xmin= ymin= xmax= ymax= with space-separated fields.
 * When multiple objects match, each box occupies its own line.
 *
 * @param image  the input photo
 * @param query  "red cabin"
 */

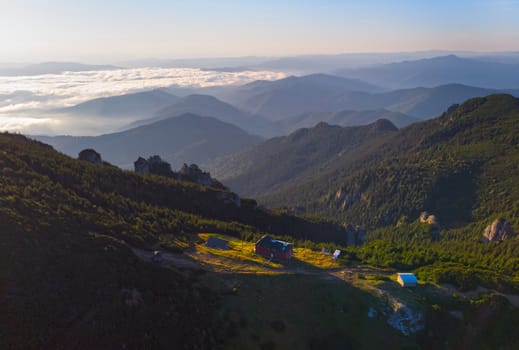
xmin=254 ymin=235 xmax=293 ymax=262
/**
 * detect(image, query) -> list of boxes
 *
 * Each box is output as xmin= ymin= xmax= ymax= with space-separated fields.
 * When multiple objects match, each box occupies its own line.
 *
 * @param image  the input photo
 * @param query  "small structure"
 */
xmin=206 ymin=236 xmax=230 ymax=250
xmin=332 ymin=249 xmax=341 ymax=260
xmin=254 ymin=235 xmax=293 ymax=262
xmin=397 ymin=273 xmax=418 ymax=288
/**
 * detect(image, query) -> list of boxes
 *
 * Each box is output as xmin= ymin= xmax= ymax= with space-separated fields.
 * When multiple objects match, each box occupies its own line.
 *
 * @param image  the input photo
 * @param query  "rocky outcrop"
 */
xmin=148 ymin=155 xmax=173 ymax=176
xmin=345 ymin=224 xmax=366 ymax=246
xmin=482 ymin=218 xmax=515 ymax=242
xmin=78 ymin=148 xmax=102 ymax=166
xmin=179 ymin=163 xmax=212 ymax=186
xmin=134 ymin=156 xmax=225 ymax=189
xmin=419 ymin=211 xmax=440 ymax=226
xmin=441 ymin=103 xmax=460 ymax=117
xmin=369 ymin=292 xmax=424 ymax=336
xmin=217 ymin=192 xmax=241 ymax=208
xmin=419 ymin=211 xmax=441 ymax=239
xmin=386 ymin=302 xmax=424 ymax=336
xmin=134 ymin=155 xmax=172 ymax=176
xmin=335 ymin=188 xmax=359 ymax=210
xmin=134 ymin=157 xmax=150 ymax=174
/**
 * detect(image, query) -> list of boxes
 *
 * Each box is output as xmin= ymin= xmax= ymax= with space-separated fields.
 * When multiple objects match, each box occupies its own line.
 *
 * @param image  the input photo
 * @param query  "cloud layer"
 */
xmin=0 ymin=67 xmax=286 ymax=135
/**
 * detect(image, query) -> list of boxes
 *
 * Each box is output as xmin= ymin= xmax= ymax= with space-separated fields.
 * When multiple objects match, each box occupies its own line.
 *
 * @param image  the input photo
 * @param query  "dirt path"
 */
xmin=132 ymin=247 xmax=519 ymax=309
xmin=131 ymin=248 xmax=201 ymax=269
xmin=132 ymin=247 xmax=391 ymax=277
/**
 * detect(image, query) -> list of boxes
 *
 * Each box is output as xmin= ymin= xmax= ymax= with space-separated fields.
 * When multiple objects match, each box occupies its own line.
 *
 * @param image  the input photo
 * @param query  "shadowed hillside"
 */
xmin=261 ymin=94 xmax=519 ymax=231
xmin=212 ymin=119 xmax=398 ymax=198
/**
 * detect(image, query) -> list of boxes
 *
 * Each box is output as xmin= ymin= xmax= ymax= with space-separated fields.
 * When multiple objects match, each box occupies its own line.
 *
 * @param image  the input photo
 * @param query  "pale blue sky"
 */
xmin=1 ymin=0 xmax=518 ymax=62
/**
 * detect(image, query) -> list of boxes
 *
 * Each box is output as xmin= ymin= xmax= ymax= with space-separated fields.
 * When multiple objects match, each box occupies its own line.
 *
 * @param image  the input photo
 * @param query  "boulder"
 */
xmin=420 ymin=211 xmax=440 ymax=227
xmin=179 ymin=163 xmax=214 ymax=187
xmin=78 ymin=148 xmax=102 ymax=166
xmin=482 ymin=218 xmax=515 ymax=242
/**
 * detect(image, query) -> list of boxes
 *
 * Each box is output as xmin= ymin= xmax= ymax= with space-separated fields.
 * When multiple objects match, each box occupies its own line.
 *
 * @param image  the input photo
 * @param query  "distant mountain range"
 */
xmin=275 ymin=109 xmax=418 ymax=132
xmin=252 ymin=51 xmax=455 ymax=73
xmin=35 ymin=113 xmax=262 ymax=169
xmin=0 ymin=61 xmax=119 ymax=76
xmin=218 ymin=74 xmax=382 ymax=120
xmin=59 ymin=89 xmax=179 ymax=119
xmin=219 ymin=77 xmax=519 ymax=120
xmin=127 ymin=94 xmax=276 ymax=137
xmin=336 ymin=55 xmax=519 ymax=89
xmin=49 ymin=68 xmax=519 ymax=142
xmin=211 ymin=119 xmax=398 ymax=198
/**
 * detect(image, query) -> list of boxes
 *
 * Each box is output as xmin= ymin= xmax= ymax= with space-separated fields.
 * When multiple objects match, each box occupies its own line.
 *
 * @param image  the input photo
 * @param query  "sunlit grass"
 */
xmin=189 ymin=233 xmax=284 ymax=273
xmin=190 ymin=233 xmax=347 ymax=273
xmin=292 ymin=247 xmax=344 ymax=269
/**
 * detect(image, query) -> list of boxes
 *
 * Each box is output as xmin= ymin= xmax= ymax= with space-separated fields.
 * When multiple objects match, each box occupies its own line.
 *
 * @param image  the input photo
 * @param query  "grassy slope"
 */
xmin=188 ymin=233 xmax=519 ymax=350
xmin=0 ymin=133 xmax=347 ymax=349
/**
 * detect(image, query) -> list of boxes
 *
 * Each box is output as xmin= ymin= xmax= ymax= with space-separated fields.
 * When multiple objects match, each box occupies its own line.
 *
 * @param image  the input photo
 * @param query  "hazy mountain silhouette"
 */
xmin=276 ymin=109 xmax=418 ymax=133
xmin=225 ymin=75 xmax=519 ymax=120
xmin=336 ymin=55 xmax=519 ymax=89
xmin=367 ymin=84 xmax=506 ymax=118
xmin=127 ymin=94 xmax=276 ymax=136
xmin=220 ymin=73 xmax=382 ymax=120
xmin=35 ymin=113 xmax=262 ymax=168
xmin=253 ymin=51 xmax=453 ymax=73
xmin=59 ymin=89 xmax=179 ymax=118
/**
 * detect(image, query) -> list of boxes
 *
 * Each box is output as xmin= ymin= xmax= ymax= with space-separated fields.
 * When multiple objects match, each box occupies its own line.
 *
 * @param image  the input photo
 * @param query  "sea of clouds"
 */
xmin=0 ymin=67 xmax=286 ymax=135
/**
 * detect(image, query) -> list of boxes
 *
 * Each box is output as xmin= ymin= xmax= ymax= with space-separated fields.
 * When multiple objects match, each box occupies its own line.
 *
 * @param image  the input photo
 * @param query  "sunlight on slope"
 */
xmin=189 ymin=233 xmax=345 ymax=274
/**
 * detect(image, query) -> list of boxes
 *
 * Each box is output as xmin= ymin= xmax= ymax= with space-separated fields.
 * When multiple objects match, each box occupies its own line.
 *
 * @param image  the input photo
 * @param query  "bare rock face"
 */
xmin=134 ymin=156 xmax=225 ymax=189
xmin=78 ymin=149 xmax=102 ymax=166
xmin=179 ymin=163 xmax=212 ymax=186
xmin=133 ymin=155 xmax=172 ymax=176
xmin=386 ymin=302 xmax=424 ymax=336
xmin=482 ymin=218 xmax=515 ymax=242
xmin=335 ymin=187 xmax=359 ymax=210
xmin=420 ymin=211 xmax=440 ymax=227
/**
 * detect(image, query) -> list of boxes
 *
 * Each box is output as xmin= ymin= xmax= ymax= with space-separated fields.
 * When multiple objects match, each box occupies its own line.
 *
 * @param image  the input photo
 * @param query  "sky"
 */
xmin=1 ymin=0 xmax=519 ymax=63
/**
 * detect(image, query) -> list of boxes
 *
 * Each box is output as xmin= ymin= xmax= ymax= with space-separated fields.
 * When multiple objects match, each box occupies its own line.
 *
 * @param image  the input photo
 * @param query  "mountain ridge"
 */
xmin=336 ymin=55 xmax=519 ymax=89
xmin=212 ymin=119 xmax=398 ymax=198
xmin=259 ymin=94 xmax=519 ymax=231
xmin=34 ymin=113 xmax=263 ymax=169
